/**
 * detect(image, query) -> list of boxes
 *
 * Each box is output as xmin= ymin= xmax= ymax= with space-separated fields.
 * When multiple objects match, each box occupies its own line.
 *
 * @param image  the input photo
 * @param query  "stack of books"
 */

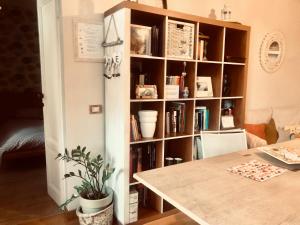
xmin=195 ymin=106 xmax=210 ymax=131
xmin=130 ymin=115 xmax=141 ymax=141
xmin=129 ymin=143 xmax=156 ymax=183
xmin=166 ymin=102 xmax=186 ymax=134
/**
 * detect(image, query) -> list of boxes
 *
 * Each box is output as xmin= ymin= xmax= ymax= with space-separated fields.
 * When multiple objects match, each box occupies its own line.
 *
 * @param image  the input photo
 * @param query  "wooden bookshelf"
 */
xmin=104 ymin=2 xmax=250 ymax=224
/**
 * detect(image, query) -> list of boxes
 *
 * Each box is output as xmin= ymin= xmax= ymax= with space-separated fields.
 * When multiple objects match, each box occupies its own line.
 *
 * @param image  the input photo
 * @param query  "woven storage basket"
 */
xmin=167 ymin=19 xmax=195 ymax=59
xmin=76 ymin=203 xmax=113 ymax=225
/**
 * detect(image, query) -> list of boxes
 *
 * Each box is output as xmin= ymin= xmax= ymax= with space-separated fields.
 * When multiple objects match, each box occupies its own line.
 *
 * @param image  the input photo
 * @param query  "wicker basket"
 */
xmin=167 ymin=19 xmax=195 ymax=59
xmin=76 ymin=203 xmax=113 ymax=225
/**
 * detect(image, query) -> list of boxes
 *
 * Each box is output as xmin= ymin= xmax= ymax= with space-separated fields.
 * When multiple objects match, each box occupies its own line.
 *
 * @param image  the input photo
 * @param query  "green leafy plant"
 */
xmin=56 ymin=146 xmax=115 ymax=209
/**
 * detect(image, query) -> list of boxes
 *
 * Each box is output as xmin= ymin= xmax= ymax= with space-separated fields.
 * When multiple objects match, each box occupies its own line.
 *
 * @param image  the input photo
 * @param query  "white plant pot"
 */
xmin=138 ymin=110 xmax=158 ymax=117
xmin=79 ymin=187 xmax=113 ymax=214
xmin=140 ymin=122 xmax=156 ymax=138
xmin=139 ymin=117 xmax=157 ymax=123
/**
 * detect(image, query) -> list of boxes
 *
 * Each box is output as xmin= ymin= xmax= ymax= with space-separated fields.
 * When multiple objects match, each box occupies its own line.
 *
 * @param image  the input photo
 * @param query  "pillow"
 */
xmin=246 ymin=132 xmax=267 ymax=149
xmin=244 ymin=124 xmax=266 ymax=140
xmin=265 ymin=118 xmax=279 ymax=144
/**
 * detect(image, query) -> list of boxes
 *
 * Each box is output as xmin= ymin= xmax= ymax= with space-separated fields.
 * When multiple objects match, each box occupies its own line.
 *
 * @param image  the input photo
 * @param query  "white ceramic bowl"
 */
xmin=139 ymin=117 xmax=157 ymax=123
xmin=140 ymin=122 xmax=156 ymax=138
xmin=138 ymin=110 xmax=158 ymax=117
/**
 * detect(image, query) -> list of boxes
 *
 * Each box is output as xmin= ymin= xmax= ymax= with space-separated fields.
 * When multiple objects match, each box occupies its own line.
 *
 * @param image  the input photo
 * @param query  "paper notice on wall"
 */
xmin=74 ymin=20 xmax=103 ymax=62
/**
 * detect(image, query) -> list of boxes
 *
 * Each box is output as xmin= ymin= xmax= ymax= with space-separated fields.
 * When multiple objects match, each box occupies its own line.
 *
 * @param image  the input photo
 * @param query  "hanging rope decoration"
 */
xmin=102 ymin=15 xmax=124 ymax=79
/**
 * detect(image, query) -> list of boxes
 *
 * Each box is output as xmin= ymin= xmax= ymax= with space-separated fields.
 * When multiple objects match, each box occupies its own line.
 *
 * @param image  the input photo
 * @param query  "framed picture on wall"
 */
xmin=73 ymin=18 xmax=104 ymax=62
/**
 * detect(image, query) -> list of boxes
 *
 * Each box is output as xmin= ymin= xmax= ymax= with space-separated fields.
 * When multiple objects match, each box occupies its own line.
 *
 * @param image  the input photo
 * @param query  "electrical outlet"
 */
xmin=89 ymin=105 xmax=102 ymax=114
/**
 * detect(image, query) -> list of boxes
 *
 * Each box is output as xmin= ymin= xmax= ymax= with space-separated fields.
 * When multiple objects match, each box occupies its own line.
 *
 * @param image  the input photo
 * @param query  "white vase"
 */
xmin=138 ymin=110 xmax=158 ymax=138
xmin=79 ymin=187 xmax=113 ymax=214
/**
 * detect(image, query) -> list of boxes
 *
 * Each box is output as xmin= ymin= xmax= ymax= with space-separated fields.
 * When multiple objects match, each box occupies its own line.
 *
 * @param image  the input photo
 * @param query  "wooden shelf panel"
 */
xmin=224 ymin=28 xmax=248 ymax=63
xmin=221 ymin=98 xmax=244 ymax=129
xmin=166 ymin=60 xmax=196 ymax=98
xmin=130 ymin=138 xmax=163 ymax=145
xmin=131 ymin=10 xmax=165 ymax=57
xmin=222 ymin=64 xmax=246 ymax=97
xmin=164 ymin=133 xmax=193 ymax=140
xmin=198 ymin=60 xmax=223 ymax=64
xmin=131 ymin=54 xmax=165 ymax=60
xmin=197 ymin=63 xmax=222 ymax=97
xmin=131 ymin=99 xmax=164 ymax=103
xmin=164 ymin=137 xmax=193 ymax=163
xmin=131 ymin=57 xmax=165 ymax=99
xmin=131 ymin=101 xmax=164 ymax=139
xmin=198 ymin=23 xmax=224 ymax=61
xmin=195 ymin=99 xmax=221 ymax=131
xmin=165 ymin=100 xmax=194 ymax=135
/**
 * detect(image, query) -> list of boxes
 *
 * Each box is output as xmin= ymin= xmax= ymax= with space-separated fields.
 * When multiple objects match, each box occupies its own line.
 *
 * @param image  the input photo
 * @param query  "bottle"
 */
xmin=183 ymin=87 xmax=189 ymax=98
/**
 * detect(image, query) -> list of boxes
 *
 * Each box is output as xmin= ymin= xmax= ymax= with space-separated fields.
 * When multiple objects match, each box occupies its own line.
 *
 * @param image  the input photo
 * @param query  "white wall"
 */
xmin=59 ymin=0 xmax=300 ymax=206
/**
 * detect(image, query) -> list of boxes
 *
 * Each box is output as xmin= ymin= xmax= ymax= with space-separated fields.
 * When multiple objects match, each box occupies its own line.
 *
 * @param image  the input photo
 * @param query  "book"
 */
xmin=130 ymin=115 xmax=141 ymax=141
xmin=165 ymin=112 xmax=170 ymax=134
xmin=195 ymin=106 xmax=210 ymax=131
xmin=198 ymin=39 xmax=204 ymax=61
xmin=171 ymin=102 xmax=186 ymax=133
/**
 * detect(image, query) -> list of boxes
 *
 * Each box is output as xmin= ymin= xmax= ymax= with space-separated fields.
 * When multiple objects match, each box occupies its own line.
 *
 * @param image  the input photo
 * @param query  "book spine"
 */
xmin=171 ymin=111 xmax=177 ymax=133
xmin=137 ymin=147 xmax=142 ymax=172
xmin=199 ymin=111 xmax=203 ymax=131
xmin=205 ymin=109 xmax=210 ymax=130
xmin=166 ymin=112 xmax=170 ymax=134
xmin=199 ymin=40 xmax=204 ymax=61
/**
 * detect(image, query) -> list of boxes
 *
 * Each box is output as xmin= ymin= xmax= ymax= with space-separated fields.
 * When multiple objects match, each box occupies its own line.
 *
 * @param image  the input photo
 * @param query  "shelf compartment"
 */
xmin=165 ymin=100 xmax=194 ymax=136
xmin=131 ymin=101 xmax=164 ymax=139
xmin=198 ymin=23 xmax=224 ymax=61
xmin=166 ymin=60 xmax=196 ymax=98
xmin=224 ymin=28 xmax=248 ymax=63
xmin=129 ymin=184 xmax=162 ymax=220
xmin=197 ymin=63 xmax=222 ymax=97
xmin=130 ymin=141 xmax=163 ymax=183
xmin=163 ymin=200 xmax=175 ymax=212
xmin=221 ymin=98 xmax=244 ymax=129
xmin=131 ymin=10 xmax=165 ymax=57
xmin=164 ymin=137 xmax=193 ymax=163
xmin=131 ymin=57 xmax=165 ymax=99
xmin=222 ymin=64 xmax=246 ymax=97
xmin=195 ymin=99 xmax=221 ymax=131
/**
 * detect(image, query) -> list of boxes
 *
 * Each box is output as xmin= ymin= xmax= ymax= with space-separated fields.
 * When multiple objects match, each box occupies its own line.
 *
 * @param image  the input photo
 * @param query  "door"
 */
xmin=37 ymin=0 xmax=66 ymax=205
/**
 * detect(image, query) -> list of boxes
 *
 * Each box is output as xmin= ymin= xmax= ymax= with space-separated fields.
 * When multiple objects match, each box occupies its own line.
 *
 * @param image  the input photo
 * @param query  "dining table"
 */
xmin=133 ymin=139 xmax=300 ymax=225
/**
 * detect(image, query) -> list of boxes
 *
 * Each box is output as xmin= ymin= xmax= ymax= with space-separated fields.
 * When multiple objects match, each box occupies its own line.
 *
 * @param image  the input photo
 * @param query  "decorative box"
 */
xmin=129 ymin=190 xmax=138 ymax=223
xmin=167 ymin=20 xmax=195 ymax=59
xmin=166 ymin=85 xmax=179 ymax=99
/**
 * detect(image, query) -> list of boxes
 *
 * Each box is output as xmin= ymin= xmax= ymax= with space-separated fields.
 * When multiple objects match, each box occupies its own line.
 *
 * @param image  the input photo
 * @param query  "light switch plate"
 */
xmin=89 ymin=105 xmax=102 ymax=114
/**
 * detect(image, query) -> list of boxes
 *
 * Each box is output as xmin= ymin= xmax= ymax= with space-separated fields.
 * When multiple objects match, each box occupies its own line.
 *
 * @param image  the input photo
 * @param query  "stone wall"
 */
xmin=0 ymin=2 xmax=41 ymax=93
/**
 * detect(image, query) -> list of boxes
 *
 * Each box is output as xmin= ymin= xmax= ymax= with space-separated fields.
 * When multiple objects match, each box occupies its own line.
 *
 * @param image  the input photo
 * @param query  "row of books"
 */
xmin=166 ymin=102 xmax=186 ymax=134
xmin=130 ymin=115 xmax=141 ymax=141
xmin=129 ymin=143 xmax=156 ymax=183
xmin=195 ymin=106 xmax=210 ymax=131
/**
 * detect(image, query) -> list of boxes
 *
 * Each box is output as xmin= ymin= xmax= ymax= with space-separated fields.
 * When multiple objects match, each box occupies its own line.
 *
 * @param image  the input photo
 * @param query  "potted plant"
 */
xmin=56 ymin=146 xmax=115 ymax=216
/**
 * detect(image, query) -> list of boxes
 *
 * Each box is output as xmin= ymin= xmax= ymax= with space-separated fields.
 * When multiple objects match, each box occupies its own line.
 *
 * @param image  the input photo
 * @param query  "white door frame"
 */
xmin=37 ymin=0 xmax=67 ymax=205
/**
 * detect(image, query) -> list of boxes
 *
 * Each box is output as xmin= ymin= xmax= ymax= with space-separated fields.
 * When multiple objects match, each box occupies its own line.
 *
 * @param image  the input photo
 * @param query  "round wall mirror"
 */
xmin=260 ymin=31 xmax=285 ymax=73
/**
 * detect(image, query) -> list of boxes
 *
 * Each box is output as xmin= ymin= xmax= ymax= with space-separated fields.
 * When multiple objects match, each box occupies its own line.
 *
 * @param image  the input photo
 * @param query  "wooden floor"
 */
xmin=0 ymin=166 xmax=61 ymax=225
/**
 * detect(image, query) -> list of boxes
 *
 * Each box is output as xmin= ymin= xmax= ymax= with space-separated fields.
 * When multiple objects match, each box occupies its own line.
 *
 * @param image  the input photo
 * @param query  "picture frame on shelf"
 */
xmin=196 ymin=76 xmax=213 ymax=97
xmin=131 ymin=24 xmax=152 ymax=56
xmin=136 ymin=85 xmax=158 ymax=99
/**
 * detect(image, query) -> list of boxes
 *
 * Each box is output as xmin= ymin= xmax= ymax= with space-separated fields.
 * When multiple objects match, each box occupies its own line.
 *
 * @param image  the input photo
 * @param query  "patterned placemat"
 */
xmin=227 ymin=160 xmax=287 ymax=182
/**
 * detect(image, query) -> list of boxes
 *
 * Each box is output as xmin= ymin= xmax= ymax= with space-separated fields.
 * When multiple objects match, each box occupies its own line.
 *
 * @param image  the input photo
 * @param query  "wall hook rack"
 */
xmin=102 ymin=14 xmax=124 ymax=47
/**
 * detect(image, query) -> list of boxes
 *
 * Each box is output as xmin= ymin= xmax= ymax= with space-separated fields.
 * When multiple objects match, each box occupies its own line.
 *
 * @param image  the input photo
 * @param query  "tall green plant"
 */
xmin=56 ymin=146 xmax=115 ymax=209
